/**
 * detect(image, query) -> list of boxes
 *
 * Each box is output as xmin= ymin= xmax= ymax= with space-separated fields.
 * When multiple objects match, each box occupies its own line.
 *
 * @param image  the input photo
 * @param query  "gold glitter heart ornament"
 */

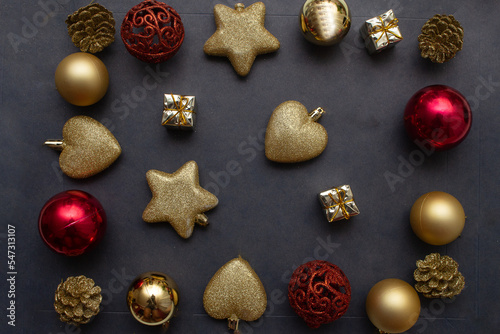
xmin=265 ymin=100 xmax=328 ymax=163
xmin=203 ymin=256 xmax=267 ymax=333
xmin=45 ymin=116 xmax=121 ymax=178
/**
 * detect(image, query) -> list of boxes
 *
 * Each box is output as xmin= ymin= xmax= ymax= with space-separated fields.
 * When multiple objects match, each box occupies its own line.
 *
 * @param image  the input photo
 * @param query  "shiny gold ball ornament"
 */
xmin=366 ymin=279 xmax=421 ymax=333
xmin=127 ymin=272 xmax=179 ymax=329
xmin=299 ymin=0 xmax=351 ymax=46
xmin=55 ymin=52 xmax=109 ymax=106
xmin=203 ymin=256 xmax=267 ymax=333
xmin=410 ymin=191 xmax=465 ymax=246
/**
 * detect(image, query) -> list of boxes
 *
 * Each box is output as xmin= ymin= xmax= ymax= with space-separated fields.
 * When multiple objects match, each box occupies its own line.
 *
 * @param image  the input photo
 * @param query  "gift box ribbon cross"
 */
xmin=327 ymin=188 xmax=354 ymax=220
xmin=372 ymin=17 xmax=402 ymax=43
xmin=163 ymin=94 xmax=194 ymax=126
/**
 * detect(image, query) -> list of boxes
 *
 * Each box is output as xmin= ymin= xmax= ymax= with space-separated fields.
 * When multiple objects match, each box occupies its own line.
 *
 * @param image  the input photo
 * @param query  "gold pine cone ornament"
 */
xmin=54 ymin=275 xmax=102 ymax=325
xmin=414 ymin=253 xmax=465 ymax=298
xmin=66 ymin=3 xmax=116 ymax=53
xmin=418 ymin=14 xmax=463 ymax=63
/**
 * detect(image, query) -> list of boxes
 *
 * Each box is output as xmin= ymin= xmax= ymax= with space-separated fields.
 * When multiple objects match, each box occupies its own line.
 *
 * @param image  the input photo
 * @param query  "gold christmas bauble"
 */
xmin=55 ymin=52 xmax=109 ymax=106
xmin=366 ymin=279 xmax=421 ymax=333
xmin=126 ymin=272 xmax=179 ymax=329
xmin=410 ymin=191 xmax=465 ymax=246
xmin=299 ymin=0 xmax=351 ymax=46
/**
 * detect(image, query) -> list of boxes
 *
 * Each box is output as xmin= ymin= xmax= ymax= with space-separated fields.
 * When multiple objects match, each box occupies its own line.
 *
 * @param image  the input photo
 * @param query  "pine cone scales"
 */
xmin=54 ymin=276 xmax=102 ymax=325
xmin=418 ymin=14 xmax=464 ymax=63
xmin=66 ymin=3 xmax=115 ymax=53
xmin=414 ymin=253 xmax=465 ymax=298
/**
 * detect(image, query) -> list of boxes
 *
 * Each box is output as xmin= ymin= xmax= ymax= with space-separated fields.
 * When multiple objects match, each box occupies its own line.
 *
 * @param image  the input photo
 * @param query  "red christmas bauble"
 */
xmin=38 ymin=190 xmax=106 ymax=256
xmin=121 ymin=0 xmax=184 ymax=63
xmin=288 ymin=260 xmax=351 ymax=328
xmin=404 ymin=85 xmax=472 ymax=151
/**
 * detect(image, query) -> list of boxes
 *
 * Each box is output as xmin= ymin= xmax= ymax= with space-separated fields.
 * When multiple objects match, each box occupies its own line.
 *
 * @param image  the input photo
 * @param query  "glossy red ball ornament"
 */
xmin=38 ymin=190 xmax=106 ymax=256
xmin=288 ymin=260 xmax=351 ymax=328
xmin=121 ymin=0 xmax=185 ymax=63
xmin=404 ymin=85 xmax=472 ymax=151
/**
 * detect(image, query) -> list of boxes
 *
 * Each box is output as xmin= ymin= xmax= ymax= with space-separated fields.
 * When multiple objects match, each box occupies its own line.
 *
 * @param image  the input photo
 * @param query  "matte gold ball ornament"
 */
xmin=126 ymin=272 xmax=179 ymax=329
xmin=410 ymin=191 xmax=465 ymax=246
xmin=299 ymin=0 xmax=351 ymax=45
xmin=366 ymin=279 xmax=421 ymax=333
xmin=55 ymin=52 xmax=109 ymax=106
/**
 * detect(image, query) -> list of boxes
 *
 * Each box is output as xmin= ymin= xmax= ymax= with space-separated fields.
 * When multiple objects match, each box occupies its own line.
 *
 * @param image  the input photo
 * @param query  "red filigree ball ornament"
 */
xmin=404 ymin=85 xmax=472 ymax=151
xmin=121 ymin=0 xmax=184 ymax=63
xmin=38 ymin=190 xmax=106 ymax=256
xmin=288 ymin=260 xmax=351 ymax=328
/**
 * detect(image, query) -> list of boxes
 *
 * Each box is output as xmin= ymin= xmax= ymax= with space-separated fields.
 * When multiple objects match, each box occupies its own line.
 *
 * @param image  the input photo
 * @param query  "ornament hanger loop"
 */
xmin=308 ymin=107 xmax=325 ymax=122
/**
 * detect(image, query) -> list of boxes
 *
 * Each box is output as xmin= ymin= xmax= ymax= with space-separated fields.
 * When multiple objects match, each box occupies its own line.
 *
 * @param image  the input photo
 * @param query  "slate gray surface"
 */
xmin=0 ymin=0 xmax=499 ymax=333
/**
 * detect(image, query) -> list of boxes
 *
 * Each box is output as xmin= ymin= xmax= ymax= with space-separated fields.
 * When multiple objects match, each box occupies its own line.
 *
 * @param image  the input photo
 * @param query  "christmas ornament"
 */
xmin=203 ymin=256 xmax=267 ymax=333
xmin=66 ymin=3 xmax=115 ymax=53
xmin=299 ymin=0 xmax=351 ymax=46
xmin=39 ymin=190 xmax=106 ymax=256
xmin=360 ymin=9 xmax=403 ymax=54
xmin=204 ymin=2 xmax=280 ymax=76
xmin=265 ymin=100 xmax=327 ymax=163
xmin=127 ymin=272 xmax=179 ymax=329
xmin=45 ymin=116 xmax=121 ymax=179
xmin=366 ymin=279 xmax=420 ymax=333
xmin=318 ymin=185 xmax=359 ymax=222
xmin=54 ymin=275 xmax=102 ymax=325
xmin=288 ymin=260 xmax=351 ymax=328
xmin=410 ymin=191 xmax=465 ymax=246
xmin=414 ymin=253 xmax=465 ymax=298
xmin=142 ymin=161 xmax=219 ymax=239
xmin=418 ymin=14 xmax=464 ymax=63
xmin=404 ymin=85 xmax=472 ymax=151
xmin=55 ymin=52 xmax=109 ymax=106
xmin=162 ymin=94 xmax=196 ymax=130
xmin=121 ymin=0 xmax=184 ymax=63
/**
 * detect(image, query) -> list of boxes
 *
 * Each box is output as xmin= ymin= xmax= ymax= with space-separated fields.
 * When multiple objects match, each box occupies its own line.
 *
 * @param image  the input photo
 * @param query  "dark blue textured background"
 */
xmin=1 ymin=0 xmax=499 ymax=333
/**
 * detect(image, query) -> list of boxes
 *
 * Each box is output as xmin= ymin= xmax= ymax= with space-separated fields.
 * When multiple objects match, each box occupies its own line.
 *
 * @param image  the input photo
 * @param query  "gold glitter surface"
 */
xmin=414 ymin=253 xmax=465 ymax=298
xmin=203 ymin=256 xmax=267 ymax=322
xmin=203 ymin=2 xmax=280 ymax=76
xmin=265 ymin=100 xmax=328 ymax=163
xmin=142 ymin=161 xmax=219 ymax=239
xmin=54 ymin=275 xmax=102 ymax=325
xmin=52 ymin=116 xmax=121 ymax=178
xmin=66 ymin=3 xmax=116 ymax=53
xmin=418 ymin=14 xmax=464 ymax=63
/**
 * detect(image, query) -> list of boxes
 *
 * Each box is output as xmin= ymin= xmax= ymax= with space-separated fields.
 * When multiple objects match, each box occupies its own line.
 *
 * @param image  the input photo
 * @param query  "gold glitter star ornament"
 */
xmin=204 ymin=2 xmax=280 ymax=76
xmin=142 ymin=161 xmax=219 ymax=239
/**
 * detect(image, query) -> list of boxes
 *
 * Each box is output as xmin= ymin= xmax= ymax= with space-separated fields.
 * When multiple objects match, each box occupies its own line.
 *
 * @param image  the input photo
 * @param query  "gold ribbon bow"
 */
xmin=163 ymin=94 xmax=194 ymax=126
xmin=372 ymin=17 xmax=402 ymax=43
xmin=327 ymin=188 xmax=354 ymax=221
